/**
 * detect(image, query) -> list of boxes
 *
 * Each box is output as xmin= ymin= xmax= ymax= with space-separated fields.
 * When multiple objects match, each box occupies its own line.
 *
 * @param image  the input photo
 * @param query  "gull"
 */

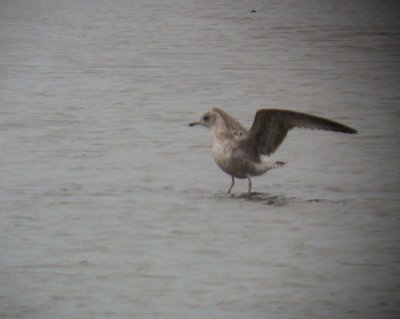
xmin=189 ymin=108 xmax=357 ymax=196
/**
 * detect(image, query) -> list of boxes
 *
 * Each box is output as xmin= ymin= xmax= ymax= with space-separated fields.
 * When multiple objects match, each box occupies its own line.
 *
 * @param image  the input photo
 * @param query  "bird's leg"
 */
xmin=227 ymin=176 xmax=235 ymax=194
xmin=247 ymin=176 xmax=252 ymax=197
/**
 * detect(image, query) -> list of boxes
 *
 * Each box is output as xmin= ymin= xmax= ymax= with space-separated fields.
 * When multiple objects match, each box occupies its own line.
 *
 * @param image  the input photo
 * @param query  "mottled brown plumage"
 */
xmin=189 ymin=108 xmax=357 ymax=196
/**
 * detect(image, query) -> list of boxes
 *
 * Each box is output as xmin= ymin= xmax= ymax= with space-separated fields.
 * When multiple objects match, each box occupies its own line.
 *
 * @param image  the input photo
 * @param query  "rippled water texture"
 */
xmin=1 ymin=0 xmax=399 ymax=318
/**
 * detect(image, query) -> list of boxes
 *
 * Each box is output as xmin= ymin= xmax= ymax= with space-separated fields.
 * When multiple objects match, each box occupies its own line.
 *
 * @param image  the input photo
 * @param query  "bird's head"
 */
xmin=189 ymin=110 xmax=218 ymax=129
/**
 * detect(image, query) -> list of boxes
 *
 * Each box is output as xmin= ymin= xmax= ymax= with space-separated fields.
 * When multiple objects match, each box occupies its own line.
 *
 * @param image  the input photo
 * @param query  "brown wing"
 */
xmin=241 ymin=109 xmax=357 ymax=155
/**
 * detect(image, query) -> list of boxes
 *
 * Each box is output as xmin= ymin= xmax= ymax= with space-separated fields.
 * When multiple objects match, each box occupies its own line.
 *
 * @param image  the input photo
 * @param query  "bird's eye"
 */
xmin=203 ymin=115 xmax=209 ymax=121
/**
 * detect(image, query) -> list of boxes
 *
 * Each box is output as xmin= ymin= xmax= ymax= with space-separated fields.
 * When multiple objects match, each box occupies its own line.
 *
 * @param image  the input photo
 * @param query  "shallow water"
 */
xmin=1 ymin=0 xmax=400 ymax=318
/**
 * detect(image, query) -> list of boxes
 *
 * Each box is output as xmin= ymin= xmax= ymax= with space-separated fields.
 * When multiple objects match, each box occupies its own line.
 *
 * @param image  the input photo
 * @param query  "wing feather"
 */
xmin=241 ymin=109 xmax=357 ymax=155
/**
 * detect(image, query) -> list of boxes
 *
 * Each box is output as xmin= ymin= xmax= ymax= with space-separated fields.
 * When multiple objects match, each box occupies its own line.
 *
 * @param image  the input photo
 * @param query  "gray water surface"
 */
xmin=1 ymin=0 xmax=400 ymax=318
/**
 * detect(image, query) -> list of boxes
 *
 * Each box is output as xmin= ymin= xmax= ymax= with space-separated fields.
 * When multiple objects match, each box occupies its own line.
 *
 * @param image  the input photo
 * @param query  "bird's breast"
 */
xmin=211 ymin=137 xmax=249 ymax=178
xmin=212 ymin=138 xmax=232 ymax=164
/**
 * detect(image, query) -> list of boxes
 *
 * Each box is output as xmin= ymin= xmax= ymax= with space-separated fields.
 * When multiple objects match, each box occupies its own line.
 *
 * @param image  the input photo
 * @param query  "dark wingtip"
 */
xmin=317 ymin=116 xmax=357 ymax=134
xmin=343 ymin=126 xmax=357 ymax=134
xmin=323 ymin=119 xmax=357 ymax=134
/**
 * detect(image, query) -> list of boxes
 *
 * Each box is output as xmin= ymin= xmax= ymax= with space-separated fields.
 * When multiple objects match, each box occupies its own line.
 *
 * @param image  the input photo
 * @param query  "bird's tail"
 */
xmin=261 ymin=156 xmax=286 ymax=170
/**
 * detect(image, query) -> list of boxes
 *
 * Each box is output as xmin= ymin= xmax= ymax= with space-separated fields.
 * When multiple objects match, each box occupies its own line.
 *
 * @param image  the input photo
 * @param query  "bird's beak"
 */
xmin=189 ymin=121 xmax=200 ymax=127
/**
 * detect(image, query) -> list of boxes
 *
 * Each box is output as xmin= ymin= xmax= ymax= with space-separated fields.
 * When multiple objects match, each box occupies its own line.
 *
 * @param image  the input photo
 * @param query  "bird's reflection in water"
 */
xmin=216 ymin=192 xmax=350 ymax=206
